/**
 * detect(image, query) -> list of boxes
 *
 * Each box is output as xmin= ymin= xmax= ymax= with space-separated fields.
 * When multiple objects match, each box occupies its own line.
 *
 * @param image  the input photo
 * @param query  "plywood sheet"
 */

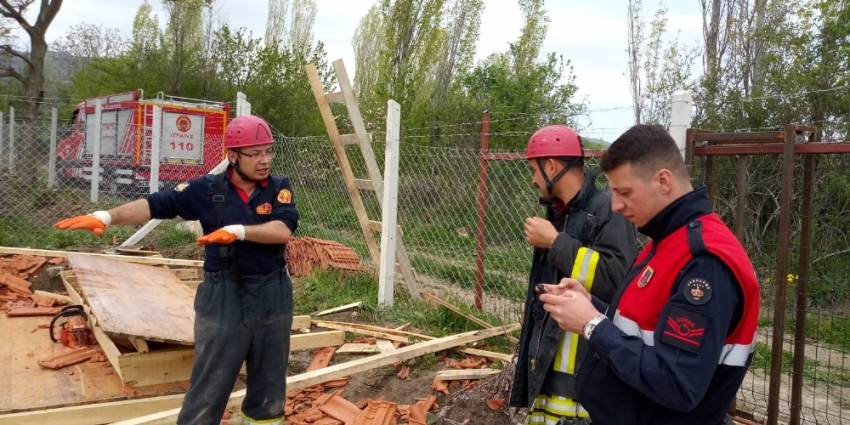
xmin=0 ymin=314 xmax=188 ymax=414
xmin=67 ymin=253 xmax=195 ymax=345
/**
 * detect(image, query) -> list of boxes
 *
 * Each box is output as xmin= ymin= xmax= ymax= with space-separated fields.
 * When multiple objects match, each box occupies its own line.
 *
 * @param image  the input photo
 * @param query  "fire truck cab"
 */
xmin=56 ymin=90 xmax=230 ymax=196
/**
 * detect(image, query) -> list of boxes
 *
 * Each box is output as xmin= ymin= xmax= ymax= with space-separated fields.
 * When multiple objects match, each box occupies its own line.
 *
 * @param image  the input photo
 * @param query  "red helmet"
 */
xmin=525 ymin=125 xmax=584 ymax=159
xmin=224 ymin=115 xmax=274 ymax=150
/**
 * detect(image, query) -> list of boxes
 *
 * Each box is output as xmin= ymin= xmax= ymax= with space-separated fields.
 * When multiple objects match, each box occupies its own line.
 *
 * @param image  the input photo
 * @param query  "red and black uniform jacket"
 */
xmin=575 ymin=187 xmax=760 ymax=425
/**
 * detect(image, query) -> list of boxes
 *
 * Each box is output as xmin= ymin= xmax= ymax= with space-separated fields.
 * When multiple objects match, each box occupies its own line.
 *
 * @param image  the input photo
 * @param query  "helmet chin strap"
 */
xmin=537 ymin=158 xmax=573 ymax=194
xmin=230 ymin=151 xmax=260 ymax=183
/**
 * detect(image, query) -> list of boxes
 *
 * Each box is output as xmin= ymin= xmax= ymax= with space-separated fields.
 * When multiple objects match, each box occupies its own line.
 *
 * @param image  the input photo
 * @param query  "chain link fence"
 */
xmin=0 ymin=108 xmax=225 ymax=260
xmin=5 ymin=105 xmax=850 ymax=423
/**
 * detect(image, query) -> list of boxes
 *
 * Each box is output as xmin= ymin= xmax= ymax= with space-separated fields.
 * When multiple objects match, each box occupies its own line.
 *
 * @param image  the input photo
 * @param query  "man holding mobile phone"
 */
xmin=510 ymin=125 xmax=638 ymax=425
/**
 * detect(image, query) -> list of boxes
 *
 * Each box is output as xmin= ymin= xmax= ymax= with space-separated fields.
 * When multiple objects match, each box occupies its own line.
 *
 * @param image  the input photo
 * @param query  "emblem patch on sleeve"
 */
xmin=683 ymin=278 xmax=712 ymax=305
xmin=277 ymin=188 xmax=292 ymax=204
xmin=661 ymin=305 xmax=709 ymax=354
xmin=256 ymin=203 xmax=272 ymax=215
xmin=175 ymin=182 xmax=189 ymax=192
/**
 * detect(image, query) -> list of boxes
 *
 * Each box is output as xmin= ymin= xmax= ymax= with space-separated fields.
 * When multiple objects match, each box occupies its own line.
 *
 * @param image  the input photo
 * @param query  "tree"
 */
xmin=286 ymin=0 xmax=317 ymax=55
xmin=626 ymin=0 xmax=699 ymax=126
xmin=162 ymin=0 xmax=206 ymax=94
xmin=352 ymin=4 xmax=384 ymax=107
xmin=51 ymin=23 xmax=128 ymax=75
xmin=265 ymin=0 xmax=289 ymax=47
xmin=0 ymin=0 xmax=64 ymax=122
xmin=426 ymin=0 xmax=483 ymax=146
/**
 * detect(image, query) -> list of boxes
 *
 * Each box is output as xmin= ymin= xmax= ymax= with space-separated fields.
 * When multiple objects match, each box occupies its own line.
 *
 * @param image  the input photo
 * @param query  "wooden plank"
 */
xmin=0 ymin=247 xmax=203 ymax=267
xmin=128 ymin=337 xmax=149 ymax=354
xmin=304 ymin=63 xmax=380 ymax=267
xmin=67 ymin=254 xmax=195 ymax=345
xmin=313 ymin=321 xmax=410 ymax=344
xmin=118 ymin=348 xmax=195 ymax=387
xmin=170 ymin=269 xmax=198 ymax=280
xmin=111 ymin=324 xmax=520 ymax=425
xmin=315 ymin=302 xmax=362 ymax=317
xmin=422 ymin=292 xmax=518 ymax=344
xmin=291 ymin=315 xmax=311 ymax=330
xmin=0 ymin=393 xmax=187 ymax=425
xmin=312 ymin=320 xmax=515 ymax=361
xmin=375 ymin=339 xmax=396 ymax=354
xmin=436 ymin=368 xmax=500 ymax=381
xmin=290 ymin=331 xmax=345 ymax=351
xmin=336 ymin=343 xmax=380 ymax=354
xmin=32 ymin=290 xmax=72 ymax=305
xmin=332 ymin=59 xmax=420 ymax=299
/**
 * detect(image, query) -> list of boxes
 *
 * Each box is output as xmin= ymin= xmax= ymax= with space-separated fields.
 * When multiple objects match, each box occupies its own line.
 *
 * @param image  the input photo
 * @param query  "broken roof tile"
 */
xmin=307 ymin=346 xmax=337 ymax=372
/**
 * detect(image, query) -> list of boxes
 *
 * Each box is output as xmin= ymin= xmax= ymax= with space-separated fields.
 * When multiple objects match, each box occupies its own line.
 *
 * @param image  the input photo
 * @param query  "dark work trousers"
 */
xmin=176 ymin=268 xmax=294 ymax=425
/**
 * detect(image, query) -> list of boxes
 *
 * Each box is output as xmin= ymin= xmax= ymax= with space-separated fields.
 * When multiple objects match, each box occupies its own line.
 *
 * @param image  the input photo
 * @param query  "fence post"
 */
xmin=150 ymin=105 xmax=162 ymax=194
xmin=670 ymin=90 xmax=693 ymax=161
xmin=0 ymin=112 xmax=4 ymax=169
xmin=8 ymin=107 xmax=15 ymax=174
xmin=91 ymin=99 xmax=102 ymax=203
xmin=379 ymin=99 xmax=401 ymax=307
xmin=474 ymin=111 xmax=490 ymax=311
xmin=766 ymin=125 xmax=798 ymax=425
xmin=48 ymin=108 xmax=58 ymax=187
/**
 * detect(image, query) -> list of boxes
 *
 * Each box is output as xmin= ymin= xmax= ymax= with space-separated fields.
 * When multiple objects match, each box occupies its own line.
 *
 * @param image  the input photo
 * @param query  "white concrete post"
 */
xmin=150 ymin=106 xmax=162 ymax=194
xmin=379 ymin=100 xmax=401 ymax=307
xmin=236 ymin=92 xmax=247 ymax=117
xmin=91 ymin=99 xmax=102 ymax=203
xmin=670 ymin=90 xmax=693 ymax=161
xmin=8 ymin=107 xmax=15 ymax=173
xmin=48 ymin=108 xmax=58 ymax=187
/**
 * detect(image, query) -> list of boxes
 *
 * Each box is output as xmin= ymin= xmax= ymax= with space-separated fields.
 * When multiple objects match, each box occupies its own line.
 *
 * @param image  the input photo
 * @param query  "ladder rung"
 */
xmin=368 ymin=221 xmax=404 ymax=236
xmin=355 ymin=179 xmax=373 ymax=191
xmin=326 ymin=91 xmax=345 ymax=104
xmin=340 ymin=133 xmax=360 ymax=145
xmin=326 ymin=90 xmax=359 ymax=104
xmin=368 ymin=220 xmax=382 ymax=232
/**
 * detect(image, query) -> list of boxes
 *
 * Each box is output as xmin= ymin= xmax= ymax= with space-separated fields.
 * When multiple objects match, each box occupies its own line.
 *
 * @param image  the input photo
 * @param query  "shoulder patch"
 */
xmin=661 ymin=305 xmax=710 ymax=354
xmin=277 ymin=188 xmax=292 ymax=204
xmin=683 ymin=278 xmax=712 ymax=305
xmin=175 ymin=182 xmax=189 ymax=192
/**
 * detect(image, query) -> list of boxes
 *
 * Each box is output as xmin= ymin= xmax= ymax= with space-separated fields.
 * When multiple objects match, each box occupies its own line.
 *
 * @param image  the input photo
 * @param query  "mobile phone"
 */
xmin=536 ymin=283 xmax=549 ymax=294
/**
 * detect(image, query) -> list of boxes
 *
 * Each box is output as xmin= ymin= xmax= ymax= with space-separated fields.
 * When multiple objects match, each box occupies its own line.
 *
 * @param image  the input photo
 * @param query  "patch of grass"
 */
xmin=0 ymin=217 xmax=136 ymax=250
xmin=293 ymin=268 xmax=516 ymax=353
xmin=408 ymin=256 xmax=525 ymax=302
xmin=751 ymin=342 xmax=850 ymax=387
xmin=155 ymin=222 xmax=199 ymax=249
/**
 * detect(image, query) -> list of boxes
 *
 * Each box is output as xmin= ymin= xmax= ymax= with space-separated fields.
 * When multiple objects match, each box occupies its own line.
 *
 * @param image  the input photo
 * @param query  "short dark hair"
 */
xmin=599 ymin=124 xmax=687 ymax=179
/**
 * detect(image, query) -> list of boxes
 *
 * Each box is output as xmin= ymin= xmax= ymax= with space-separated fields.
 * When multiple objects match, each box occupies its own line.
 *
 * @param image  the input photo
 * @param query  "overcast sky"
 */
xmin=19 ymin=0 xmax=704 ymax=140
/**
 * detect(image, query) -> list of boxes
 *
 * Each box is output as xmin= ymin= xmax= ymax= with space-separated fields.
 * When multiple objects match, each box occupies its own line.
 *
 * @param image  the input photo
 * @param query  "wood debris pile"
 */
xmin=286 ymin=237 xmax=365 ymax=277
xmin=0 ymin=254 xmax=67 ymax=316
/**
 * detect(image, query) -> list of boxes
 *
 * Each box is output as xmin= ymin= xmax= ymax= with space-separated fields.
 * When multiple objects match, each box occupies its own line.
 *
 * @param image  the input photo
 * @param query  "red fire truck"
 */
xmin=56 ymin=90 xmax=231 ymax=195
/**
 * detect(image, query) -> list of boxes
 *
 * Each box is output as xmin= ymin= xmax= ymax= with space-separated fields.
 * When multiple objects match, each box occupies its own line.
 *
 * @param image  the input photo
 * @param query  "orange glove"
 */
xmin=197 ymin=225 xmax=245 ymax=246
xmin=54 ymin=211 xmax=111 ymax=237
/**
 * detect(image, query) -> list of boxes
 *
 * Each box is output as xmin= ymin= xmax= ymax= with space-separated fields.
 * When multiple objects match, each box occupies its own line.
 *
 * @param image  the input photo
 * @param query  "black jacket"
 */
xmin=510 ymin=169 xmax=638 ymax=408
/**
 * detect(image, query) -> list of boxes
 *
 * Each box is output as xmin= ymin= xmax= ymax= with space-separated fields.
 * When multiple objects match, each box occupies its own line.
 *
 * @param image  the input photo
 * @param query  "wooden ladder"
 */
xmin=304 ymin=59 xmax=420 ymax=300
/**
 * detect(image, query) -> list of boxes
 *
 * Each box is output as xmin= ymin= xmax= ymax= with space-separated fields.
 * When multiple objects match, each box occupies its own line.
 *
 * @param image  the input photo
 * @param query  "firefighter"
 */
xmin=54 ymin=115 xmax=298 ymax=425
xmin=510 ymin=124 xmax=638 ymax=425
xmin=538 ymin=124 xmax=760 ymax=425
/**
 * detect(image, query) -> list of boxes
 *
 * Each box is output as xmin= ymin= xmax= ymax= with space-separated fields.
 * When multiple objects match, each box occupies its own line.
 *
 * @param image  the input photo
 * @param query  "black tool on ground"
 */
xmin=49 ymin=305 xmax=92 ymax=348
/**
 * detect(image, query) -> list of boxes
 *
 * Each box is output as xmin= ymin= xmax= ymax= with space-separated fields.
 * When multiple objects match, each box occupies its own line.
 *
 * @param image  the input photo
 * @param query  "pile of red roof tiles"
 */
xmin=286 ymin=237 xmax=365 ymax=277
